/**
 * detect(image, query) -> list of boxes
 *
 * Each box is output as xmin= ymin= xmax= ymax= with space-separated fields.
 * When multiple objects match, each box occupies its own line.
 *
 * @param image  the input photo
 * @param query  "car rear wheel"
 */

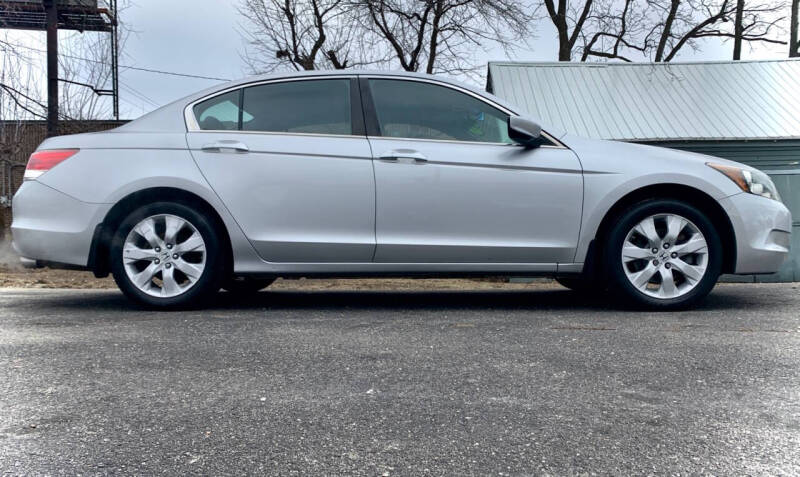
xmin=110 ymin=202 xmax=224 ymax=309
xmin=603 ymin=199 xmax=722 ymax=310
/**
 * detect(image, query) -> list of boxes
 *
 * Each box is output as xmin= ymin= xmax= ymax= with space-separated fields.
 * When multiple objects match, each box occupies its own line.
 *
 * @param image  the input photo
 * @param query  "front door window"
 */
xmin=368 ymin=79 xmax=512 ymax=144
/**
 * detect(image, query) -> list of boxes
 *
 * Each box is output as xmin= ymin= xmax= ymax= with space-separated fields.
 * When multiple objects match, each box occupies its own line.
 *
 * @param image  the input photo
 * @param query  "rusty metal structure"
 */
xmin=0 ymin=0 xmax=119 ymax=136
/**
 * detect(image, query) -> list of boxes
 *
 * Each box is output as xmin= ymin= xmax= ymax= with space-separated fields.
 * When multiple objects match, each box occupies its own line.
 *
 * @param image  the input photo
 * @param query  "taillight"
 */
xmin=24 ymin=149 xmax=79 ymax=181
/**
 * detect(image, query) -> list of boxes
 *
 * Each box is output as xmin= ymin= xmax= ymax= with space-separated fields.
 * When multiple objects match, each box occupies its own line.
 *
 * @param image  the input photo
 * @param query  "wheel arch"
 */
xmin=88 ymin=187 xmax=234 ymax=278
xmin=589 ymin=183 xmax=737 ymax=276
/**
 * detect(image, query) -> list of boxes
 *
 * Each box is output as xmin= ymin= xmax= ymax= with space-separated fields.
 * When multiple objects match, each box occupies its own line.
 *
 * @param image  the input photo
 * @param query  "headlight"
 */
xmin=707 ymin=163 xmax=781 ymax=201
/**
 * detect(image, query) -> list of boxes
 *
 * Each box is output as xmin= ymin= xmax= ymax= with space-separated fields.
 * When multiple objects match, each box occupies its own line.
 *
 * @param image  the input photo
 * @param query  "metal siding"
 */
xmin=488 ymin=60 xmax=800 ymax=141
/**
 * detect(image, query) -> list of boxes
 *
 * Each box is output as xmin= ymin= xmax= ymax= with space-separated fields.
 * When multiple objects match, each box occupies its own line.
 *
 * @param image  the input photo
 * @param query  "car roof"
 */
xmin=215 ymin=69 xmax=498 ymax=100
xmin=116 ymin=70 xmax=556 ymax=135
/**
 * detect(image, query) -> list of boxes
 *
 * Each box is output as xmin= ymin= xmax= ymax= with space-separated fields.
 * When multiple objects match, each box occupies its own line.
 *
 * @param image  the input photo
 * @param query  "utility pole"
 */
xmin=45 ymin=0 xmax=59 ymax=137
xmin=111 ymin=0 xmax=119 ymax=120
xmin=792 ymin=0 xmax=799 ymax=58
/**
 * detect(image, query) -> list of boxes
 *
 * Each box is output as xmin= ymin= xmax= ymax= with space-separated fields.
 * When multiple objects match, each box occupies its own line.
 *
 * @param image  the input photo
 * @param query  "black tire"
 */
xmin=602 ymin=199 xmax=722 ymax=310
xmin=222 ymin=277 xmax=275 ymax=294
xmin=110 ymin=201 xmax=225 ymax=309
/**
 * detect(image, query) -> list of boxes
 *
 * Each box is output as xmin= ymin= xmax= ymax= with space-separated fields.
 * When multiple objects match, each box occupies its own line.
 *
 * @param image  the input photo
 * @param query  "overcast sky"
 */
xmin=5 ymin=0 xmax=791 ymax=119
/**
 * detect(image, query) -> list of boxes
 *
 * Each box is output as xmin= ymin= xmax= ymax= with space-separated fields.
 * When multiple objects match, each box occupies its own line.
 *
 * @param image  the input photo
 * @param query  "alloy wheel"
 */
xmin=122 ymin=214 xmax=207 ymax=298
xmin=621 ymin=213 xmax=709 ymax=299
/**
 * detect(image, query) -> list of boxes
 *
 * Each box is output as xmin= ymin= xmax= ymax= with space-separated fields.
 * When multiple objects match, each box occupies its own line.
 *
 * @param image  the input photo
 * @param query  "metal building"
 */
xmin=487 ymin=59 xmax=800 ymax=281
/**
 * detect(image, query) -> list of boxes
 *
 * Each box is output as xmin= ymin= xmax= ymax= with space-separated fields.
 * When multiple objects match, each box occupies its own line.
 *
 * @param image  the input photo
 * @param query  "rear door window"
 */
xmin=242 ymin=79 xmax=353 ymax=135
xmin=193 ymin=90 xmax=243 ymax=131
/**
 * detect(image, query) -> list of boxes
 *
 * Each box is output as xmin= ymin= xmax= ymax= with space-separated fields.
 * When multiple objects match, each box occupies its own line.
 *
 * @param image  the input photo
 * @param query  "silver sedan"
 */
xmin=12 ymin=71 xmax=792 ymax=309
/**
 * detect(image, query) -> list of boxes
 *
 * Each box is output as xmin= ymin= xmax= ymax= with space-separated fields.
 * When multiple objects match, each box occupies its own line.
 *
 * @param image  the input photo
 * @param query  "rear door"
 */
xmin=362 ymin=77 xmax=583 ymax=264
xmin=186 ymin=77 xmax=376 ymax=263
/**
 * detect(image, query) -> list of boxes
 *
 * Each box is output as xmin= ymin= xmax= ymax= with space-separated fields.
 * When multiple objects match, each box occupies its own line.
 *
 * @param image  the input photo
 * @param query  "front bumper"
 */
xmin=11 ymin=181 xmax=110 ymax=267
xmin=719 ymin=192 xmax=792 ymax=274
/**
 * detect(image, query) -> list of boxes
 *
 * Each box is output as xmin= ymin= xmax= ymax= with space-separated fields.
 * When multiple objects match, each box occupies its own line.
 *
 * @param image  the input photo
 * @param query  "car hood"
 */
xmin=562 ymin=134 xmax=753 ymax=172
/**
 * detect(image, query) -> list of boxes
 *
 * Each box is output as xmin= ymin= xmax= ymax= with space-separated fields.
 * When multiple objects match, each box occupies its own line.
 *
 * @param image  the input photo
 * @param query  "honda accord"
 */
xmin=12 ymin=71 xmax=792 ymax=309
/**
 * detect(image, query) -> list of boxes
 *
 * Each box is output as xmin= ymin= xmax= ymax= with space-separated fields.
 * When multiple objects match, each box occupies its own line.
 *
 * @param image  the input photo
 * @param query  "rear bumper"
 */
xmin=719 ymin=192 xmax=792 ymax=274
xmin=11 ymin=181 xmax=110 ymax=267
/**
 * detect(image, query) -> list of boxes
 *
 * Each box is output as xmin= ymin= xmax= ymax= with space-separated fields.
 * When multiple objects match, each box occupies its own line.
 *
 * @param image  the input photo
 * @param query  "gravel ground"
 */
xmin=1 ymin=283 xmax=799 ymax=475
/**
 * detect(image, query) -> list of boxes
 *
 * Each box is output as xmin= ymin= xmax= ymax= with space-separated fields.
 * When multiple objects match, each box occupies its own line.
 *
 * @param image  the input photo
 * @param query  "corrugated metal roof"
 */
xmin=487 ymin=60 xmax=800 ymax=141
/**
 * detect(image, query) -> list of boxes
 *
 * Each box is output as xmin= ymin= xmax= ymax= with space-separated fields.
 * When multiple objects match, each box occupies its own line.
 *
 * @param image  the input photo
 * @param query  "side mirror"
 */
xmin=508 ymin=116 xmax=543 ymax=147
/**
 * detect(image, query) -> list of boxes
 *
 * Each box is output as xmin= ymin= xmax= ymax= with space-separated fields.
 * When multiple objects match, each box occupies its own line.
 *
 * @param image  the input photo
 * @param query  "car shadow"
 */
xmin=23 ymin=286 xmax=763 ymax=314
xmin=216 ymin=288 xmax=608 ymax=311
xmin=213 ymin=287 xmax=761 ymax=312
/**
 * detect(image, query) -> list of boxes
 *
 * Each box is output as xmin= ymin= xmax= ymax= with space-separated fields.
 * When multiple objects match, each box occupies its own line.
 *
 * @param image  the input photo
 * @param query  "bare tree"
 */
xmin=357 ymin=0 xmax=531 ymax=75
xmin=731 ymin=0 xmax=787 ymax=59
xmin=1 ymin=37 xmax=47 ymax=138
xmin=648 ymin=0 xmax=785 ymax=61
xmin=238 ymin=0 xmax=381 ymax=72
xmin=358 ymin=0 xmax=435 ymax=71
xmin=239 ymin=0 xmax=532 ymax=76
xmin=0 ymin=0 xmax=129 ymax=120
xmin=733 ymin=0 xmax=745 ymax=57
xmin=791 ymin=0 xmax=799 ymax=56
xmin=53 ymin=35 xmax=108 ymax=120
xmin=580 ymin=0 xmax=650 ymax=61
xmin=0 ymin=34 xmax=48 ymax=221
xmin=0 ymin=40 xmax=74 ymax=122
xmin=577 ymin=0 xmax=785 ymax=62
xmin=0 ymin=18 xmax=51 ymax=122
xmin=57 ymin=28 xmax=125 ymax=120
xmin=540 ymin=0 xmax=597 ymax=60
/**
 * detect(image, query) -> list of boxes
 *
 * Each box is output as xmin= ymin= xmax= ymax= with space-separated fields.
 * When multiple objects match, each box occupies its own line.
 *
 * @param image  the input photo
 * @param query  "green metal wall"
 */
xmin=641 ymin=140 xmax=800 ymax=282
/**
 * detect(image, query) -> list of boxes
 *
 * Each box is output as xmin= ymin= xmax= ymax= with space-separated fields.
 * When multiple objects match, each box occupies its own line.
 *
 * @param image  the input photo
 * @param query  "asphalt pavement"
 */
xmin=1 ymin=283 xmax=799 ymax=475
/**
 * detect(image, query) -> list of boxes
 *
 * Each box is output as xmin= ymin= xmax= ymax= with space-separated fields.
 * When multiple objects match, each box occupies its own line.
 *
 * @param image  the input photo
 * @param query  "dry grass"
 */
xmin=0 ymin=264 xmax=559 ymax=291
xmin=0 ymin=238 xmax=563 ymax=290
xmin=0 ymin=264 xmax=115 ymax=289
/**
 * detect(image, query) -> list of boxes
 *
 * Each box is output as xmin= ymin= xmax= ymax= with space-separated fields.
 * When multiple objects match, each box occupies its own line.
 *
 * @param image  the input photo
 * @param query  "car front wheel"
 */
xmin=603 ymin=199 xmax=722 ymax=310
xmin=110 ymin=202 xmax=224 ymax=309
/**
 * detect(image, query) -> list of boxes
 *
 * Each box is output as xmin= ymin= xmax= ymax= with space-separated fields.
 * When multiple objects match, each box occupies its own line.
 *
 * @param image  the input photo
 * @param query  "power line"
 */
xmin=120 ymin=65 xmax=230 ymax=82
xmin=3 ymin=41 xmax=233 ymax=118
xmin=119 ymin=81 xmax=158 ymax=108
xmin=120 ymin=82 xmax=157 ymax=106
xmin=4 ymin=42 xmax=232 ymax=82
xmin=118 ymin=92 xmax=153 ymax=112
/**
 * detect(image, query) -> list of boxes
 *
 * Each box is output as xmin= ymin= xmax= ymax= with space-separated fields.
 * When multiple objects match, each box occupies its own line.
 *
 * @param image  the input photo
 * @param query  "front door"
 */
xmin=363 ymin=78 xmax=583 ymax=264
xmin=186 ymin=77 xmax=376 ymax=263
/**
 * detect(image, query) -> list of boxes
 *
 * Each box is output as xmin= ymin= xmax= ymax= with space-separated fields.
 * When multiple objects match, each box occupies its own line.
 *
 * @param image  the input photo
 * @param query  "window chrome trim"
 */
xmin=367 ymin=135 xmax=515 ymax=147
xmin=362 ymin=74 xmax=515 ymax=114
xmin=366 ymin=135 xmax=564 ymax=149
xmin=184 ymin=75 xmax=358 ymax=134
xmin=184 ymin=73 xmax=567 ymax=149
xmin=367 ymin=136 xmax=569 ymax=149
xmin=188 ymin=129 xmax=365 ymax=140
xmin=360 ymin=75 xmax=567 ymax=149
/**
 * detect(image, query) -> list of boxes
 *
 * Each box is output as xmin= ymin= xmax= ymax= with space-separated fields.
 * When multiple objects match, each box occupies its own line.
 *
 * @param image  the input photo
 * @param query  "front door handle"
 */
xmin=378 ymin=149 xmax=427 ymax=163
xmin=201 ymin=140 xmax=249 ymax=153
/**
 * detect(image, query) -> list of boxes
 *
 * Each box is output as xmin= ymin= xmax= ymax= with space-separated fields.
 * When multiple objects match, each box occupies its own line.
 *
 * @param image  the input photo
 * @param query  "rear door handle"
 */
xmin=378 ymin=149 xmax=427 ymax=163
xmin=201 ymin=140 xmax=249 ymax=153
